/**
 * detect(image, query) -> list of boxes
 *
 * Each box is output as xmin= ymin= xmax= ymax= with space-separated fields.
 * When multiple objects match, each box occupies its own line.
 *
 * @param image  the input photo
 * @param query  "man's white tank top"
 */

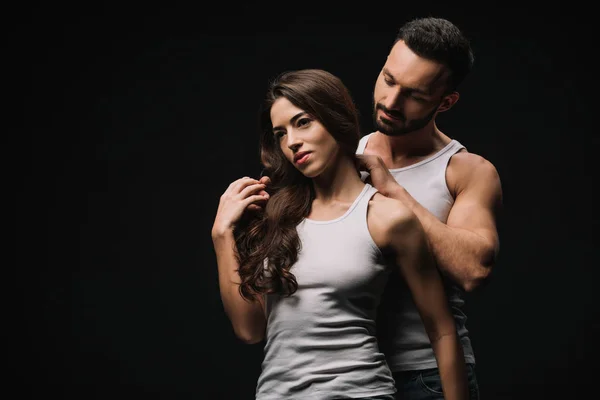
xmin=356 ymin=132 xmax=475 ymax=371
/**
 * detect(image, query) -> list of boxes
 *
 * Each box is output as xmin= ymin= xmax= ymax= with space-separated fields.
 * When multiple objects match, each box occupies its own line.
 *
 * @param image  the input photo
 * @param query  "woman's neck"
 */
xmin=311 ymin=155 xmax=365 ymax=204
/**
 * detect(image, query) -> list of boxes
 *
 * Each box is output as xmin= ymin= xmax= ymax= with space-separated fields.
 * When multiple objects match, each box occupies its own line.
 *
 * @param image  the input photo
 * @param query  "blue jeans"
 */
xmin=392 ymin=364 xmax=479 ymax=399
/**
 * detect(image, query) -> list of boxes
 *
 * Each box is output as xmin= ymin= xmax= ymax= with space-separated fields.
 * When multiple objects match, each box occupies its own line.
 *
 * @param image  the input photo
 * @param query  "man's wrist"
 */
xmin=387 ymin=184 xmax=421 ymax=212
xmin=384 ymin=182 xmax=406 ymax=200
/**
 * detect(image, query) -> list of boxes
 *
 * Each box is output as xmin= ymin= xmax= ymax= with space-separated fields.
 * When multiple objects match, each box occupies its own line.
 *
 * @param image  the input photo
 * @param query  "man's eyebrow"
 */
xmin=382 ymin=68 xmax=432 ymax=95
xmin=382 ymin=68 xmax=394 ymax=79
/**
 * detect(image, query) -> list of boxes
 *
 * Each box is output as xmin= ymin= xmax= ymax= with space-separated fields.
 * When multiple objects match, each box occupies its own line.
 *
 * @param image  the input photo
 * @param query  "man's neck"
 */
xmin=369 ymin=125 xmax=452 ymax=168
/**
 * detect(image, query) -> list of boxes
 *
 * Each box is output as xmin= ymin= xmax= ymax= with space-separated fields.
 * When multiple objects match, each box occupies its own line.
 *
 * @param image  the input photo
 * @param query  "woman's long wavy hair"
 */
xmin=235 ymin=69 xmax=361 ymax=301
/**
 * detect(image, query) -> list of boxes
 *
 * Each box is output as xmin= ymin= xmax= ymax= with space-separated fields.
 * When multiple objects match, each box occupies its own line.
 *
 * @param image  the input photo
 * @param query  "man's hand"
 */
xmin=355 ymin=154 xmax=403 ymax=197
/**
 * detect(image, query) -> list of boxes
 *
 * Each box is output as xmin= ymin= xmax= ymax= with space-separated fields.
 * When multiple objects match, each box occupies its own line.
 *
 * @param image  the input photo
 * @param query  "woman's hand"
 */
xmin=212 ymin=176 xmax=270 ymax=238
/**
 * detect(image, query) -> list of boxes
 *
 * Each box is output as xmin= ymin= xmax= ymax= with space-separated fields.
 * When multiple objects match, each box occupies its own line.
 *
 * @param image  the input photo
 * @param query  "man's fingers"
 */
xmin=355 ymin=154 xmax=373 ymax=170
xmin=355 ymin=154 xmax=385 ymax=170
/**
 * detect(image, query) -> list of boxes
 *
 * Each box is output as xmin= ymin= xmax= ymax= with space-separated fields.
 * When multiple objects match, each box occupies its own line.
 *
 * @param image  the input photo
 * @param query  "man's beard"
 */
xmin=373 ymin=102 xmax=439 ymax=137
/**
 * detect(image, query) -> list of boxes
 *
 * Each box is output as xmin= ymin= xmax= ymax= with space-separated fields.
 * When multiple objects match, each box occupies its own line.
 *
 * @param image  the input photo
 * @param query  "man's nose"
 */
xmin=383 ymin=88 xmax=404 ymax=111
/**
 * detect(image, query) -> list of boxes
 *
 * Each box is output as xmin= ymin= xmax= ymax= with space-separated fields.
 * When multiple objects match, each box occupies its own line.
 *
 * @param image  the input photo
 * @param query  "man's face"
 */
xmin=373 ymin=40 xmax=451 ymax=136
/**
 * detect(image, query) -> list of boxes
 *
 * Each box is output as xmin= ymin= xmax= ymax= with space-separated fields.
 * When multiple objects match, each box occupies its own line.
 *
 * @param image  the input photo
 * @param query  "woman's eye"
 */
xmin=297 ymin=118 xmax=311 ymax=127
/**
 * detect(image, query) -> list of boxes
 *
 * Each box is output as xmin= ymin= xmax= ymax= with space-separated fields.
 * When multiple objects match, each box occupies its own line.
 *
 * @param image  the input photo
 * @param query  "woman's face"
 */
xmin=270 ymin=97 xmax=340 ymax=178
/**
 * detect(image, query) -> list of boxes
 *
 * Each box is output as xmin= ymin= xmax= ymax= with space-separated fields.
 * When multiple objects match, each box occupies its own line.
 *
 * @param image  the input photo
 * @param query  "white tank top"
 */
xmin=357 ymin=132 xmax=475 ymax=371
xmin=255 ymin=183 xmax=397 ymax=399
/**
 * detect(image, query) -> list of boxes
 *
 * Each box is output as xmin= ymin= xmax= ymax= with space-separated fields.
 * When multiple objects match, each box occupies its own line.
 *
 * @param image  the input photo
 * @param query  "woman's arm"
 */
xmin=212 ymin=231 xmax=266 ymax=343
xmin=212 ymin=177 xmax=270 ymax=344
xmin=370 ymin=196 xmax=468 ymax=400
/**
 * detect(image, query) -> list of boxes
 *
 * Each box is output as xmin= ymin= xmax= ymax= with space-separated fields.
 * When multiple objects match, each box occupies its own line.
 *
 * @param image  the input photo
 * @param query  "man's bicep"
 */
xmin=446 ymin=160 xmax=502 ymax=244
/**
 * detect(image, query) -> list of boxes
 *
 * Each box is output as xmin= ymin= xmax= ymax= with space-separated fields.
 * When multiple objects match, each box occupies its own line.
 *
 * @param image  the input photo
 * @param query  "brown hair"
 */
xmin=394 ymin=17 xmax=474 ymax=92
xmin=235 ymin=69 xmax=361 ymax=300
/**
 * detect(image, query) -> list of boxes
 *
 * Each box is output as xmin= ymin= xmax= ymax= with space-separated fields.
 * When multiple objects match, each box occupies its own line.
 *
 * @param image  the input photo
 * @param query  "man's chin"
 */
xmin=379 ymin=127 xmax=414 ymax=137
xmin=376 ymin=121 xmax=404 ymax=136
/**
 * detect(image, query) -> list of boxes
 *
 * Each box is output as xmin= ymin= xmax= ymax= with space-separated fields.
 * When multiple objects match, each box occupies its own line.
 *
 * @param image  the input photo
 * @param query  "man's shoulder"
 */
xmin=450 ymin=150 xmax=498 ymax=172
xmin=448 ymin=151 xmax=502 ymax=193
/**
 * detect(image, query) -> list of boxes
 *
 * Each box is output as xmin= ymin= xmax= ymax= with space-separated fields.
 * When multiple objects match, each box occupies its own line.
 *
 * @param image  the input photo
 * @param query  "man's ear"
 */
xmin=437 ymin=91 xmax=459 ymax=113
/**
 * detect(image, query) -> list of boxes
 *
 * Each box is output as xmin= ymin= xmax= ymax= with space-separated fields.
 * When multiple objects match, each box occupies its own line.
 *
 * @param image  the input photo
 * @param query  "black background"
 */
xmin=13 ymin=3 xmax=595 ymax=399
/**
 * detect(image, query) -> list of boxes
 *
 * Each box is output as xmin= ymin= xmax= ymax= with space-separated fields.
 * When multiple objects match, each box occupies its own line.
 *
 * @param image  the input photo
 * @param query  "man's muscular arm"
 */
xmin=357 ymin=152 xmax=502 ymax=292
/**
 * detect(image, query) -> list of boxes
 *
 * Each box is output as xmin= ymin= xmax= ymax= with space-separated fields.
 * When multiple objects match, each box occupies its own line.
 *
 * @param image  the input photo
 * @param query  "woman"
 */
xmin=211 ymin=69 xmax=468 ymax=400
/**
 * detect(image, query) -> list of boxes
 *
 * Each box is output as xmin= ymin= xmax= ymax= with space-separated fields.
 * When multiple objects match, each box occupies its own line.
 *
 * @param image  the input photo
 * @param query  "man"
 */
xmin=355 ymin=17 xmax=503 ymax=399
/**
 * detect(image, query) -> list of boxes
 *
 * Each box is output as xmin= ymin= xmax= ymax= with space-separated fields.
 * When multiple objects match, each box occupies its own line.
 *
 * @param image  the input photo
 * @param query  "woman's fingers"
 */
xmin=239 ymin=182 xmax=266 ymax=199
xmin=243 ymin=194 xmax=269 ymax=208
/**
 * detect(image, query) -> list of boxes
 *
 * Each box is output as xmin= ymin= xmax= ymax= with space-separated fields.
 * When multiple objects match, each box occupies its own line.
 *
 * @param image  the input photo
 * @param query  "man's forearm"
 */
xmin=387 ymin=186 xmax=494 ymax=291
